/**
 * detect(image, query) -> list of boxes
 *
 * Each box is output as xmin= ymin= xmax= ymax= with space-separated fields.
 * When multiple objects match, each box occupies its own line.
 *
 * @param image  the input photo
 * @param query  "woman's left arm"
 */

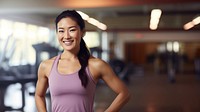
xmin=99 ymin=60 xmax=131 ymax=112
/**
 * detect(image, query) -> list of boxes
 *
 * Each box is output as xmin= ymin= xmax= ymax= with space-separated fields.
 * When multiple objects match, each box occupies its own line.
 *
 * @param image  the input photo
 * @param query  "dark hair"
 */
xmin=55 ymin=10 xmax=90 ymax=88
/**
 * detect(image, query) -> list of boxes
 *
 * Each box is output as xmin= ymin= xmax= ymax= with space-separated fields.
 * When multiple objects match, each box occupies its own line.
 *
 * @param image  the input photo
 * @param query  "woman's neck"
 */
xmin=61 ymin=50 xmax=79 ymax=60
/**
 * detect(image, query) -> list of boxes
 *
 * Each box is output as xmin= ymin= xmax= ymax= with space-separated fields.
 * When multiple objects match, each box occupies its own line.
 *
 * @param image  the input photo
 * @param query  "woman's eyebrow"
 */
xmin=58 ymin=27 xmax=64 ymax=30
xmin=68 ymin=25 xmax=77 ymax=29
xmin=58 ymin=25 xmax=77 ymax=29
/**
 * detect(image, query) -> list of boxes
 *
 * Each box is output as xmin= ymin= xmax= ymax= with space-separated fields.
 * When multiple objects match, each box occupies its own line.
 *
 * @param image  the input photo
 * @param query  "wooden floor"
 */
xmin=3 ymin=71 xmax=200 ymax=112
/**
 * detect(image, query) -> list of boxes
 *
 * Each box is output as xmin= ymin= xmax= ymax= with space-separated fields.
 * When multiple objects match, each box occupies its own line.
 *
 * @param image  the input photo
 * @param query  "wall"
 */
xmin=107 ymin=31 xmax=200 ymax=61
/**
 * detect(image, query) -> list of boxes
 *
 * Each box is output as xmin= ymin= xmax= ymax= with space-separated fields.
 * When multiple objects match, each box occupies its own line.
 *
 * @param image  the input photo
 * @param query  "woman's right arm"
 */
xmin=35 ymin=61 xmax=49 ymax=112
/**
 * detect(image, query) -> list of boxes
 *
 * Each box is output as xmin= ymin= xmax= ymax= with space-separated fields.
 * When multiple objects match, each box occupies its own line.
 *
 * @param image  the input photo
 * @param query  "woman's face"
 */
xmin=57 ymin=17 xmax=84 ymax=51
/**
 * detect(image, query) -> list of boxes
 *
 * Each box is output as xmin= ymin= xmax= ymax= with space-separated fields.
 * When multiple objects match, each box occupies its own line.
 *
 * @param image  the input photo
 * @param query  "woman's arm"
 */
xmin=35 ymin=61 xmax=49 ymax=112
xmin=99 ymin=60 xmax=131 ymax=112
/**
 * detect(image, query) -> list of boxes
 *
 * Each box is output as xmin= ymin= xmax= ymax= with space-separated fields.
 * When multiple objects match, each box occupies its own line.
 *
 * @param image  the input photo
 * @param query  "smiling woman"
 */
xmin=34 ymin=10 xmax=130 ymax=112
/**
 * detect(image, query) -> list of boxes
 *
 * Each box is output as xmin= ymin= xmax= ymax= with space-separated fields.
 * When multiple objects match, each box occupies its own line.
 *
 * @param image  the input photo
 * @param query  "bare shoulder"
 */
xmin=40 ymin=56 xmax=56 ymax=68
xmin=38 ymin=56 xmax=57 ymax=77
xmin=88 ymin=56 xmax=109 ymax=69
xmin=88 ymin=56 xmax=111 ymax=80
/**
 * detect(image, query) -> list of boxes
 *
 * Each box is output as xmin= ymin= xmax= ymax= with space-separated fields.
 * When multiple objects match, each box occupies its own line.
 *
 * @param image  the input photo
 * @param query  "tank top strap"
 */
xmin=51 ymin=54 xmax=61 ymax=71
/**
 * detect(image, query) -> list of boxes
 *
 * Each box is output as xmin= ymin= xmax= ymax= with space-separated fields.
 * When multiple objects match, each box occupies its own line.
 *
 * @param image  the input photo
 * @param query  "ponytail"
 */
xmin=78 ymin=38 xmax=90 ymax=88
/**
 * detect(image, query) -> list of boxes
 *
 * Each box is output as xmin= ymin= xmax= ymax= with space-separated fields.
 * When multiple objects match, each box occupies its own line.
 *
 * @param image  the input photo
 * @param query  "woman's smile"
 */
xmin=63 ymin=40 xmax=74 ymax=46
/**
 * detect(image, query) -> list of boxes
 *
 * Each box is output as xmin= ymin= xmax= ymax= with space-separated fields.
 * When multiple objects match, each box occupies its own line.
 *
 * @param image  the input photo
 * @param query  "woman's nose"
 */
xmin=64 ymin=32 xmax=71 ymax=39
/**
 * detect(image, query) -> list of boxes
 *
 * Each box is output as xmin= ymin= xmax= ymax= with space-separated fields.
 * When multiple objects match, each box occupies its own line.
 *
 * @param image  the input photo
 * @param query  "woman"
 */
xmin=35 ymin=10 xmax=130 ymax=112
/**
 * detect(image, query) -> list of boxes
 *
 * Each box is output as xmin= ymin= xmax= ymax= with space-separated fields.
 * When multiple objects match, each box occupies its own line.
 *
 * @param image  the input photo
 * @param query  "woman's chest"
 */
xmin=49 ymin=74 xmax=87 ymax=96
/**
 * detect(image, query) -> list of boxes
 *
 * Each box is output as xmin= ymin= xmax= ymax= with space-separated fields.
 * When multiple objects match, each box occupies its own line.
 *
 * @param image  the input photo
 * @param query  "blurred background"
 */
xmin=0 ymin=0 xmax=200 ymax=112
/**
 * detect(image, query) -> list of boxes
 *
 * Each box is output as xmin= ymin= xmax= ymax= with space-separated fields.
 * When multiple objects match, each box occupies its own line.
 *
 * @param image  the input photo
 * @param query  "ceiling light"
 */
xmin=150 ymin=9 xmax=162 ymax=30
xmin=87 ymin=18 xmax=100 ymax=26
xmin=77 ymin=11 xmax=89 ymax=21
xmin=151 ymin=9 xmax=162 ymax=19
xmin=150 ymin=24 xmax=158 ymax=30
xmin=192 ymin=16 xmax=200 ymax=25
xmin=77 ymin=11 xmax=107 ymax=30
xmin=97 ymin=23 xmax=107 ymax=30
xmin=183 ymin=22 xmax=194 ymax=30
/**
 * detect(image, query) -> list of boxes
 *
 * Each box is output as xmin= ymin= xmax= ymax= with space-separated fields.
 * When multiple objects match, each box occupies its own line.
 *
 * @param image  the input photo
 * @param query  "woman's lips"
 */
xmin=63 ymin=40 xmax=74 ymax=46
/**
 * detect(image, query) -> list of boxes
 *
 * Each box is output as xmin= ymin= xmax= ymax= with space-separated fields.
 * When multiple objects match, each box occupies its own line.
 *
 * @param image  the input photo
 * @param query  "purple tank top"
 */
xmin=49 ymin=54 xmax=96 ymax=112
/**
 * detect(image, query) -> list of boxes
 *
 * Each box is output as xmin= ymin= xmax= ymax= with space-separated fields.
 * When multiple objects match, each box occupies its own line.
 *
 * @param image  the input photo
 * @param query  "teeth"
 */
xmin=63 ymin=41 xmax=73 ymax=46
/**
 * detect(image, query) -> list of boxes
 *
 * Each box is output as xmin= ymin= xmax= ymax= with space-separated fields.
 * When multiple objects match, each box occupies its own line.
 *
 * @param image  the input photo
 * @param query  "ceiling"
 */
xmin=0 ymin=0 xmax=200 ymax=31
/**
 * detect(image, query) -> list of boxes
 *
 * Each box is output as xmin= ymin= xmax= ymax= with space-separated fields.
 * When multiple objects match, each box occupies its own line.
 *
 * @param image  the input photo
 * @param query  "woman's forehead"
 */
xmin=57 ymin=17 xmax=78 ymax=27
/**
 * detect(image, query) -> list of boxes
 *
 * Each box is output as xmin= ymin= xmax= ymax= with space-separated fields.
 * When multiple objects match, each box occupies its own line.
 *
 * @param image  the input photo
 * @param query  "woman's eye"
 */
xmin=58 ymin=30 xmax=64 ymax=33
xmin=70 ymin=29 xmax=76 ymax=32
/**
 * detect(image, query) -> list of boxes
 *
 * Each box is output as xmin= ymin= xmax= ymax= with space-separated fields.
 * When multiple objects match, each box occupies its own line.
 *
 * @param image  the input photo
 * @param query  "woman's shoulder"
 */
xmin=88 ymin=56 xmax=115 ymax=80
xmin=37 ymin=55 xmax=59 ymax=77
xmin=88 ymin=56 xmax=110 ymax=72
xmin=89 ymin=56 xmax=107 ymax=66
xmin=88 ymin=56 xmax=109 ymax=80
xmin=39 ymin=56 xmax=58 ymax=72
xmin=41 ymin=56 xmax=57 ymax=66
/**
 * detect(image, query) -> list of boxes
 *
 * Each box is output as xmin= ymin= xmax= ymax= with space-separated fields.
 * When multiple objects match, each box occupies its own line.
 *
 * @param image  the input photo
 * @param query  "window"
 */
xmin=0 ymin=19 xmax=50 ymax=66
xmin=83 ymin=32 xmax=100 ymax=48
